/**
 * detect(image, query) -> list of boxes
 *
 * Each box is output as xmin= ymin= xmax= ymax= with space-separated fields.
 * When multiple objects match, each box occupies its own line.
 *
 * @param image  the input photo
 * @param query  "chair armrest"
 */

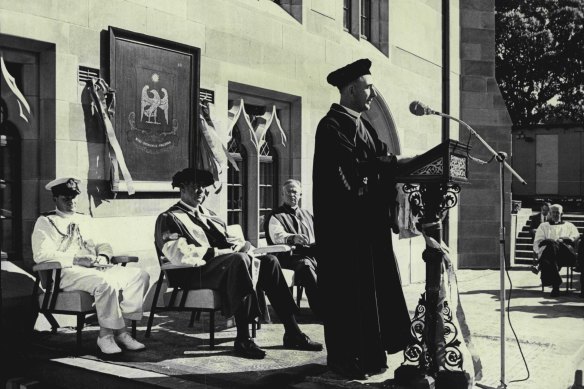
xmin=111 ymin=255 xmax=139 ymax=264
xmin=252 ymin=245 xmax=293 ymax=255
xmin=160 ymin=262 xmax=198 ymax=271
xmin=33 ymin=262 xmax=71 ymax=272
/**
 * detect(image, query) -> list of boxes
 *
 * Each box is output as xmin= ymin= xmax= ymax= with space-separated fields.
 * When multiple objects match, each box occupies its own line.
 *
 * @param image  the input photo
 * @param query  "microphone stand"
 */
xmin=431 ymin=111 xmax=526 ymax=389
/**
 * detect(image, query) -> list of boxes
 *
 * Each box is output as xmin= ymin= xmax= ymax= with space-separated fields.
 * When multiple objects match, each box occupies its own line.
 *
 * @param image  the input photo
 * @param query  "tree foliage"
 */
xmin=495 ymin=0 xmax=584 ymax=127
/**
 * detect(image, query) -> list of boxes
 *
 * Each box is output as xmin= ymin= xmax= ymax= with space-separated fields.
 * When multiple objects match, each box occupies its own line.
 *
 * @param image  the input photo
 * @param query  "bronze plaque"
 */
xmin=110 ymin=27 xmax=200 ymax=190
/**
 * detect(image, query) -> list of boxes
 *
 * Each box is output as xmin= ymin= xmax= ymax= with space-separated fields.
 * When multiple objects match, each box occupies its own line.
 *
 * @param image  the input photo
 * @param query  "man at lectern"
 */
xmin=312 ymin=59 xmax=411 ymax=379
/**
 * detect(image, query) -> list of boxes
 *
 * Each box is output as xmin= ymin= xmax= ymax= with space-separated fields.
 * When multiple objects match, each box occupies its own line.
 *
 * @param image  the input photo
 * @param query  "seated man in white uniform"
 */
xmin=533 ymin=203 xmax=581 ymax=297
xmin=31 ymin=177 xmax=150 ymax=354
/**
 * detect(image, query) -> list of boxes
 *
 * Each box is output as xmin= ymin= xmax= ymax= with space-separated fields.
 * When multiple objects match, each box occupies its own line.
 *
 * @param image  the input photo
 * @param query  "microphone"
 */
xmin=409 ymin=101 xmax=438 ymax=116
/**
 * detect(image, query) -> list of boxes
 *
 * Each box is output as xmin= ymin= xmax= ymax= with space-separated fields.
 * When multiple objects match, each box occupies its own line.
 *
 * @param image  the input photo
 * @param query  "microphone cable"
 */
xmin=464 ymin=130 xmax=497 ymax=165
xmin=501 ymin=171 xmax=531 ymax=384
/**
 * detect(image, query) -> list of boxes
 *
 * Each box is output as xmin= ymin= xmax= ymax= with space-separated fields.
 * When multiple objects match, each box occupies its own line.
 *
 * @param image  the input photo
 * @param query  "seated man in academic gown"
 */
xmin=154 ymin=168 xmax=322 ymax=359
xmin=533 ymin=203 xmax=581 ymax=297
xmin=265 ymin=179 xmax=321 ymax=317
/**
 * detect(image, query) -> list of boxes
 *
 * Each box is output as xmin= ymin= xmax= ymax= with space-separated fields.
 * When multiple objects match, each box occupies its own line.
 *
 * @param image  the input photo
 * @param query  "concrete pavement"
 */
xmin=5 ymin=267 xmax=583 ymax=389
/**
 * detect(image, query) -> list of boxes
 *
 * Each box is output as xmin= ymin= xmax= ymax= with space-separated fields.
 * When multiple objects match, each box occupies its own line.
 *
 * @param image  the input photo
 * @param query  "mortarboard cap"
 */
xmin=326 ymin=58 xmax=372 ymax=89
xmin=171 ymin=168 xmax=214 ymax=189
xmin=45 ymin=177 xmax=81 ymax=197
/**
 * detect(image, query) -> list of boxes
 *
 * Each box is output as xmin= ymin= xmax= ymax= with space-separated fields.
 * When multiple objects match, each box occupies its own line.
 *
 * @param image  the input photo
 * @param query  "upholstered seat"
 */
xmin=32 ymin=256 xmax=139 ymax=348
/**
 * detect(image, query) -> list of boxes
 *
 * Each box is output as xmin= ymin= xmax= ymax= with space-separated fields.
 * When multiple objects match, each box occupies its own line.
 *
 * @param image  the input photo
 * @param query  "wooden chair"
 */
xmin=32 ymin=256 xmax=139 ymax=348
xmin=146 ymin=226 xmax=294 ymax=348
xmin=535 ymin=237 xmax=578 ymax=292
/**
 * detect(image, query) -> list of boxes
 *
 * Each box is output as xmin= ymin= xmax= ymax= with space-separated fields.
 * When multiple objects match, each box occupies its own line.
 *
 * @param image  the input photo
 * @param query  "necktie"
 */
xmin=356 ymin=119 xmax=373 ymax=148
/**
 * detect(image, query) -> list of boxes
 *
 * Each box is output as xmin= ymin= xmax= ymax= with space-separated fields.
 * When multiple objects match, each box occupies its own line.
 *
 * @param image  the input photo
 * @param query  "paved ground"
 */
xmin=3 ymin=267 xmax=583 ymax=389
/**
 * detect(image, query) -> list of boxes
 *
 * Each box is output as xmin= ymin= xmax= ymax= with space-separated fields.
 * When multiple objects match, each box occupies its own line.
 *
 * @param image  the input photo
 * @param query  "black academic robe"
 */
xmin=312 ymin=104 xmax=411 ymax=370
xmin=154 ymin=202 xmax=263 ymax=318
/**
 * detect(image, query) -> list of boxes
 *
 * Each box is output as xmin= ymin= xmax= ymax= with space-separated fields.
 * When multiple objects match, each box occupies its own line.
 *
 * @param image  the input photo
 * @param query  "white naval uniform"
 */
xmin=31 ymin=209 xmax=148 ymax=329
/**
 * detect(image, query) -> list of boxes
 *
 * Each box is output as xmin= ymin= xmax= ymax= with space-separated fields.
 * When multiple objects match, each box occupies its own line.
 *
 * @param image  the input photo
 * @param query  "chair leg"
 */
xmin=296 ymin=286 xmax=304 ymax=308
xmin=146 ymin=276 xmax=164 ymax=338
xmin=131 ymin=320 xmax=137 ymax=338
xmin=76 ymin=314 xmax=85 ymax=349
xmin=189 ymin=310 xmax=201 ymax=327
xmin=251 ymin=321 xmax=257 ymax=338
xmin=209 ymin=311 xmax=215 ymax=349
xmin=44 ymin=313 xmax=60 ymax=333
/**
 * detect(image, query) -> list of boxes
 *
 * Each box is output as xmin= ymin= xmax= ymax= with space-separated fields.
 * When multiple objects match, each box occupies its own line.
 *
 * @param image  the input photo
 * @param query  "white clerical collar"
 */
xmin=55 ymin=208 xmax=75 ymax=218
xmin=179 ymin=200 xmax=201 ymax=214
xmin=340 ymin=104 xmax=361 ymax=118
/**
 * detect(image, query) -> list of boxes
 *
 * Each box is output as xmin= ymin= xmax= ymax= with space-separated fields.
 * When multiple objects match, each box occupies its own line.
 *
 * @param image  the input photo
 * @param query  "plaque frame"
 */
xmin=108 ymin=27 xmax=200 ymax=192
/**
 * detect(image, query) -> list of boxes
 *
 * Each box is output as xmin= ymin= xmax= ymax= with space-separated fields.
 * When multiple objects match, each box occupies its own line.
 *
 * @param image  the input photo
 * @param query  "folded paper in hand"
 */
xmin=251 ymin=245 xmax=293 ymax=255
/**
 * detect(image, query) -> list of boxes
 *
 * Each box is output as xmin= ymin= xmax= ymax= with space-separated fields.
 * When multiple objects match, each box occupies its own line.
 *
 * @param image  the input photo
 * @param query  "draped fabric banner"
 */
xmin=197 ymin=102 xmax=238 ymax=193
xmin=87 ymin=78 xmax=135 ymax=195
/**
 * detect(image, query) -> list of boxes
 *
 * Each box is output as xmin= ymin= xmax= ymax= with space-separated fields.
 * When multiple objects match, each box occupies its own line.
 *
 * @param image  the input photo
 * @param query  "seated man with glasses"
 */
xmin=154 ymin=168 xmax=322 ymax=359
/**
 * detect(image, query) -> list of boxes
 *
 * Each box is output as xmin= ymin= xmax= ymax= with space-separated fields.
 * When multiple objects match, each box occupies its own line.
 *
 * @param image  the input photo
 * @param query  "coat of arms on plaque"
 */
xmin=127 ymin=69 xmax=179 ymax=154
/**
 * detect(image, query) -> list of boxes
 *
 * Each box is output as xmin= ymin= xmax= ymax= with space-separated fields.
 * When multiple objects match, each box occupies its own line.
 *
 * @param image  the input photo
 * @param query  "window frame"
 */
xmin=227 ymin=83 xmax=301 ymax=246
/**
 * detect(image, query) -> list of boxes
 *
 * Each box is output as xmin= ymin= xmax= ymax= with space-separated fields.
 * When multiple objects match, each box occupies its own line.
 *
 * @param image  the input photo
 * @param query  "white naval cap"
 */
xmin=45 ymin=177 xmax=82 ymax=196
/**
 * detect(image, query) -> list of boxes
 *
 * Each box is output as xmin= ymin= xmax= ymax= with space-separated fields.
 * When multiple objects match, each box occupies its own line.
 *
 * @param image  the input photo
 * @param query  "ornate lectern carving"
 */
xmin=394 ymin=139 xmax=472 ymax=389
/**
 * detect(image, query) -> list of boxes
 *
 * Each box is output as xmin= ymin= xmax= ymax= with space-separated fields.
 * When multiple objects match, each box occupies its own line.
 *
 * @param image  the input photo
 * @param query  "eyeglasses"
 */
xmin=185 ymin=182 xmax=208 ymax=191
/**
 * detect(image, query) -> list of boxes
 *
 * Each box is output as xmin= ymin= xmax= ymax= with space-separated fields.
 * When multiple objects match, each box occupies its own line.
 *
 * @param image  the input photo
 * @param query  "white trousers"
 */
xmin=59 ymin=265 xmax=149 ymax=330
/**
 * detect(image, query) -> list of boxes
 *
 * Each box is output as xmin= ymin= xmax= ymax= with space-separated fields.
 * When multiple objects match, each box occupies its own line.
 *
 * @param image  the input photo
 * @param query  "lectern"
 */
xmin=394 ymin=139 xmax=472 ymax=389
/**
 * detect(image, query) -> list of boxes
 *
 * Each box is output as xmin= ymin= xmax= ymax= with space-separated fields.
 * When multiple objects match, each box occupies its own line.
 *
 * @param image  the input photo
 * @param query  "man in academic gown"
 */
xmin=533 ymin=203 xmax=581 ymax=297
xmin=265 ymin=179 xmax=321 ymax=317
xmin=155 ymin=168 xmax=322 ymax=359
xmin=312 ymin=59 xmax=411 ymax=379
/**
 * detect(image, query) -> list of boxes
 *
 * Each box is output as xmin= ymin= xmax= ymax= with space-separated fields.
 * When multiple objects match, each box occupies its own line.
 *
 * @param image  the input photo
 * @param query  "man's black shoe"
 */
xmin=283 ymin=332 xmax=323 ymax=351
xmin=327 ymin=358 xmax=367 ymax=380
xmin=234 ymin=338 xmax=266 ymax=359
xmin=550 ymin=287 xmax=560 ymax=297
xmin=365 ymin=364 xmax=388 ymax=376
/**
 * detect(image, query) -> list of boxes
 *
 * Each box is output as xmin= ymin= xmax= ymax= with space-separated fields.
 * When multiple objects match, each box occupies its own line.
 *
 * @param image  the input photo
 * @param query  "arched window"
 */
xmin=362 ymin=87 xmax=400 ymax=155
xmin=227 ymin=126 xmax=247 ymax=229
xmin=227 ymin=86 xmax=298 ymax=245
xmin=258 ymin=131 xmax=278 ymax=238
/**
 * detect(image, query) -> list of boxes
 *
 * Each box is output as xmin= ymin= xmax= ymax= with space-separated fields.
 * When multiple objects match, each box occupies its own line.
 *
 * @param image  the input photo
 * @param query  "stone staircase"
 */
xmin=514 ymin=212 xmax=584 ymax=265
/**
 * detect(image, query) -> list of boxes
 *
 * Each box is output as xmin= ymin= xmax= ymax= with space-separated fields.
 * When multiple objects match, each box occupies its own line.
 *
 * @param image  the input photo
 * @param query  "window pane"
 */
xmin=343 ymin=0 xmax=351 ymax=30
xmin=258 ymin=133 xmax=278 ymax=238
xmin=227 ymin=128 xmax=246 ymax=232
xmin=361 ymin=0 xmax=371 ymax=40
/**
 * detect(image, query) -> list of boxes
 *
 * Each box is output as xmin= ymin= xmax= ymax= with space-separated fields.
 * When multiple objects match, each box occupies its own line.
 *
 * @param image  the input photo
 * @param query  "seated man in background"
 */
xmin=529 ymin=202 xmax=551 ymax=238
xmin=533 ymin=203 xmax=581 ymax=297
xmin=32 ymin=178 xmax=149 ymax=354
xmin=265 ymin=179 xmax=321 ymax=317
xmin=529 ymin=202 xmax=551 ymax=273
xmin=154 ymin=168 xmax=322 ymax=359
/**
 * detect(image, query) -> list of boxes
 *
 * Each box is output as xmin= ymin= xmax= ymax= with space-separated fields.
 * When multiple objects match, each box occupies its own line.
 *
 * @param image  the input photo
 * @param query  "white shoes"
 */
xmin=97 ymin=335 xmax=122 ymax=354
xmin=115 ymin=332 xmax=146 ymax=351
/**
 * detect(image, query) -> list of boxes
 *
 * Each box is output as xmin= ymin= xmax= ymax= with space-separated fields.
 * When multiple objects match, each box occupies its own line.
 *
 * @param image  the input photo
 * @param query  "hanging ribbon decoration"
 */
xmin=1 ymin=52 xmax=33 ymax=126
xmin=87 ymin=78 xmax=135 ymax=195
xmin=197 ymin=102 xmax=238 ymax=194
